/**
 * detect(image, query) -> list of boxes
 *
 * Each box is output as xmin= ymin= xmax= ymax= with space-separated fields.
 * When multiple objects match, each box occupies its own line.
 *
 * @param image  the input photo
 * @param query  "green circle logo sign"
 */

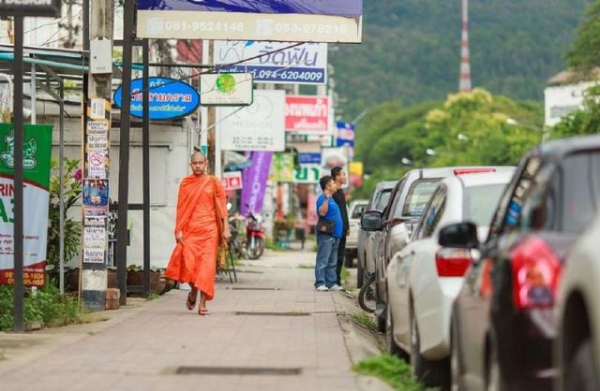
xmin=216 ymin=74 xmax=236 ymax=94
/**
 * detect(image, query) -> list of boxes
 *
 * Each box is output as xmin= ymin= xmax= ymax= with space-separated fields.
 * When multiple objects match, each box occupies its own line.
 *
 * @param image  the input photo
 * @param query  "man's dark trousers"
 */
xmin=336 ymin=234 xmax=346 ymax=285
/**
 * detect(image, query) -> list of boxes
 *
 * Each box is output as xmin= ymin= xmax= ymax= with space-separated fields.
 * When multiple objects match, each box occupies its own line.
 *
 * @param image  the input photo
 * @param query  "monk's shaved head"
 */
xmin=191 ymin=151 xmax=206 ymax=162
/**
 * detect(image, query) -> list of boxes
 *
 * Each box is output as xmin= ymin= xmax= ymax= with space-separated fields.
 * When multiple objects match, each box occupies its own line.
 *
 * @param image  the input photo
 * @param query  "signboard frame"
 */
xmin=0 ymin=0 xmax=61 ymax=17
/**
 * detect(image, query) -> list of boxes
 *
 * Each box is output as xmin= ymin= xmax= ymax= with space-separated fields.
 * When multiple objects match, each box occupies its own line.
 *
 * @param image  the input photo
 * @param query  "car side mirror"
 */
xmin=438 ymin=222 xmax=479 ymax=249
xmin=361 ymin=210 xmax=383 ymax=231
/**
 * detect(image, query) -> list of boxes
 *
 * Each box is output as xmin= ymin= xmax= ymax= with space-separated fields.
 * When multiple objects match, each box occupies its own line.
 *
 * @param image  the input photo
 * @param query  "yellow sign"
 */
xmin=349 ymin=161 xmax=363 ymax=176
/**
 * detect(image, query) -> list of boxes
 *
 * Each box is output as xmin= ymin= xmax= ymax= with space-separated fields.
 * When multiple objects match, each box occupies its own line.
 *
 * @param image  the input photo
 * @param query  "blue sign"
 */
xmin=137 ymin=0 xmax=363 ymax=17
xmin=336 ymin=121 xmax=355 ymax=148
xmin=114 ymin=77 xmax=200 ymax=120
xmin=298 ymin=152 xmax=322 ymax=165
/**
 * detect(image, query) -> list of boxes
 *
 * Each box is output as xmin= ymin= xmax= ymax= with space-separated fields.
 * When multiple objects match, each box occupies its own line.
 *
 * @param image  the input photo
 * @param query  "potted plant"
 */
xmin=46 ymin=158 xmax=82 ymax=287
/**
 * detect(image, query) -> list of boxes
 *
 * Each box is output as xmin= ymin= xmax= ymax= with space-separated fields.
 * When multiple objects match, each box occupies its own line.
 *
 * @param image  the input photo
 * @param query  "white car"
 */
xmin=385 ymin=171 xmax=513 ymax=388
xmin=555 ymin=213 xmax=600 ymax=391
xmin=344 ymin=199 xmax=368 ymax=267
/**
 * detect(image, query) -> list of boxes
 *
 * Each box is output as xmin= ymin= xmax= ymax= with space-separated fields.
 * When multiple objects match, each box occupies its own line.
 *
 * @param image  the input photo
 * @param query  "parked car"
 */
xmin=440 ymin=135 xmax=600 ymax=391
xmin=356 ymin=180 xmax=396 ymax=288
xmin=382 ymin=171 xmax=513 ymax=388
xmin=344 ymin=199 xmax=368 ymax=267
xmin=555 ymin=213 xmax=600 ymax=391
xmin=363 ymin=166 xmax=513 ymax=332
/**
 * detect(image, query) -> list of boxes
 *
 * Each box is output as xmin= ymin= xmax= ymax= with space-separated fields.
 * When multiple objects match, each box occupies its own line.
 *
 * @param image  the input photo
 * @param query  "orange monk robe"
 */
xmin=165 ymin=174 xmax=227 ymax=301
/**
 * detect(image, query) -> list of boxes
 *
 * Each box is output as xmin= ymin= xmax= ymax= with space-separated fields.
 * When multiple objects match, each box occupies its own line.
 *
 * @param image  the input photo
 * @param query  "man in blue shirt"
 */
xmin=314 ymin=175 xmax=344 ymax=291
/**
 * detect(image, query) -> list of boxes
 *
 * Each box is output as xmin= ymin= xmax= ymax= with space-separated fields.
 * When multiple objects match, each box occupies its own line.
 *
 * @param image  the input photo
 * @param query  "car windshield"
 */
xmin=375 ymin=189 xmax=392 ymax=211
xmin=465 ymin=184 xmax=507 ymax=227
xmin=401 ymin=179 xmax=439 ymax=217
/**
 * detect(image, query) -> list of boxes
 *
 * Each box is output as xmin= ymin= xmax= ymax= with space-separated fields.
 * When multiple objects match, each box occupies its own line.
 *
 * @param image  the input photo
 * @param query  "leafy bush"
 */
xmin=0 ymin=285 xmax=81 ymax=331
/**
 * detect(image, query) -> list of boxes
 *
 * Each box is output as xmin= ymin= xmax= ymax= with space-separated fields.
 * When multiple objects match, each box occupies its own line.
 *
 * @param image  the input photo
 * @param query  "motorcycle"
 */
xmin=246 ymin=211 xmax=265 ymax=260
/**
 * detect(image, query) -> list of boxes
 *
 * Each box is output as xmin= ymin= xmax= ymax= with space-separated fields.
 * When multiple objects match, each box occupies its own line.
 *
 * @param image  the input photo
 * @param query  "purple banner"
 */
xmin=240 ymin=151 xmax=273 ymax=216
xmin=137 ymin=0 xmax=363 ymax=17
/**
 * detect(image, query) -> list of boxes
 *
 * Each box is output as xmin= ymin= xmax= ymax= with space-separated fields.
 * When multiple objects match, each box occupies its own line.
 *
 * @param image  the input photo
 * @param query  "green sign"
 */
xmin=0 ymin=124 xmax=53 ymax=188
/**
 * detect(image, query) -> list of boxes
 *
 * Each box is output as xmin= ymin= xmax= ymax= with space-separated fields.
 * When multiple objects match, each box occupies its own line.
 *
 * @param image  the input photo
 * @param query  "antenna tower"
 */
xmin=459 ymin=0 xmax=472 ymax=92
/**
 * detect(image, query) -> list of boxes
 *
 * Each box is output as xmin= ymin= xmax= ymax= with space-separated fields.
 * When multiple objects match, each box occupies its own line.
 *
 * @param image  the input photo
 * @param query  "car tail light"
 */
xmin=435 ymin=248 xmax=473 ymax=277
xmin=453 ymin=168 xmax=496 ymax=175
xmin=511 ymin=237 xmax=561 ymax=309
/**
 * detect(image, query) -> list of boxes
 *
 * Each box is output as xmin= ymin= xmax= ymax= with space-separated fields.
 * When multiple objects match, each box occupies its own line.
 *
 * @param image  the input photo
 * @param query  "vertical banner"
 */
xmin=240 ymin=151 xmax=272 ymax=216
xmin=335 ymin=121 xmax=355 ymax=159
xmin=0 ymin=124 xmax=53 ymax=286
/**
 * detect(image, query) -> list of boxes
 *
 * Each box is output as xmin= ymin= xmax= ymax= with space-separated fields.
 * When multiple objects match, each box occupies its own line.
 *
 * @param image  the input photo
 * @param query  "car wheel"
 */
xmin=450 ymin=316 xmax=464 ymax=391
xmin=410 ymin=310 xmax=450 ymax=389
xmin=385 ymin=304 xmax=409 ymax=361
xmin=487 ymin=342 xmax=509 ymax=391
xmin=565 ymin=340 xmax=599 ymax=391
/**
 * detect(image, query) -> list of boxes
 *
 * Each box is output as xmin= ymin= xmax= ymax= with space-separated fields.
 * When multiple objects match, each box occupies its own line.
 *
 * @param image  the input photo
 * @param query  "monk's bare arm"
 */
xmin=215 ymin=177 xmax=231 ymax=241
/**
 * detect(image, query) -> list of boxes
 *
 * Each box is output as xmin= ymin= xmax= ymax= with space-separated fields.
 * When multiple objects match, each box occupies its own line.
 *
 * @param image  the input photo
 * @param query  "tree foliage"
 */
xmin=352 ymin=90 xmax=542 ymax=199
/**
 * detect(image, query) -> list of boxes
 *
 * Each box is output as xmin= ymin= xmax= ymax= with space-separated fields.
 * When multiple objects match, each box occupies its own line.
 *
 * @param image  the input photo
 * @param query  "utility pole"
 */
xmin=81 ymin=0 xmax=113 ymax=310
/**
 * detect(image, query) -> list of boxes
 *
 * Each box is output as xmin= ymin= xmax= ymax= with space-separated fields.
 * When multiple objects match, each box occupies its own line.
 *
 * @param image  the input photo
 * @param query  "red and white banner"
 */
xmin=285 ymin=95 xmax=330 ymax=134
xmin=222 ymin=171 xmax=243 ymax=191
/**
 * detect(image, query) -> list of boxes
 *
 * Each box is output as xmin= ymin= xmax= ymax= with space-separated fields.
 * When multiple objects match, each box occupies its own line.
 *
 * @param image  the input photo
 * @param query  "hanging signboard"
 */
xmin=285 ymin=95 xmax=330 ymax=134
xmin=293 ymin=164 xmax=321 ymax=184
xmin=217 ymin=89 xmax=285 ymax=151
xmin=200 ymin=73 xmax=254 ymax=106
xmin=114 ymin=77 xmax=200 ymax=120
xmin=0 ymin=0 xmax=61 ymax=17
xmin=135 ymin=0 xmax=363 ymax=43
xmin=214 ymin=41 xmax=328 ymax=85
xmin=0 ymin=124 xmax=52 ymax=286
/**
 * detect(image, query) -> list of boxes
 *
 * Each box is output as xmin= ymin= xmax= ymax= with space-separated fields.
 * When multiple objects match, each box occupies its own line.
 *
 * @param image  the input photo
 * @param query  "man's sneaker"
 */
xmin=316 ymin=285 xmax=329 ymax=291
xmin=329 ymin=284 xmax=344 ymax=291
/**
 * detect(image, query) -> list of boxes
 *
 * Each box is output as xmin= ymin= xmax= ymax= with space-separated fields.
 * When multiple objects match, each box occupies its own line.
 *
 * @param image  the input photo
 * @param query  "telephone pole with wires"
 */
xmin=80 ymin=0 xmax=114 ymax=310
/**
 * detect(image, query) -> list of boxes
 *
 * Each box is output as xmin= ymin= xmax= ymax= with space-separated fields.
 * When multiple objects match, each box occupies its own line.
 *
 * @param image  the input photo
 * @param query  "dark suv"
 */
xmin=440 ymin=135 xmax=600 ymax=391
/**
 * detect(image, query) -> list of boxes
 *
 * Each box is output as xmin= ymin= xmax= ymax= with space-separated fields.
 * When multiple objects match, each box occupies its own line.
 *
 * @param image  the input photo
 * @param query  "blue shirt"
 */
xmin=316 ymin=194 xmax=343 ymax=238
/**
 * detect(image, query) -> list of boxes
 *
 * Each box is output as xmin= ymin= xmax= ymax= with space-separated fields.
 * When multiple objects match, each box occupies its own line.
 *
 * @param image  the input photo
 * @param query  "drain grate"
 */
xmin=229 ymin=287 xmax=280 ymax=291
xmin=235 ymin=311 xmax=310 ymax=316
xmin=175 ymin=366 xmax=302 ymax=376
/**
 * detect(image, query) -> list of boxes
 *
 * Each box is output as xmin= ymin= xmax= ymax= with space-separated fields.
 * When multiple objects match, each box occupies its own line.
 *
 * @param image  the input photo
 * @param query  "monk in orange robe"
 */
xmin=165 ymin=152 xmax=230 ymax=315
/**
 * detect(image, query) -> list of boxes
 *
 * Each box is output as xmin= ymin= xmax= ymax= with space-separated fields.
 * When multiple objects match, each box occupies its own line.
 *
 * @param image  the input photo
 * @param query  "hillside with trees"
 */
xmin=330 ymin=0 xmax=593 ymax=121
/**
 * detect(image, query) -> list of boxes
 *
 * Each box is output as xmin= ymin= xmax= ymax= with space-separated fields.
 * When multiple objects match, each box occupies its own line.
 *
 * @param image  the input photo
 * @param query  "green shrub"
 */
xmin=0 ymin=285 xmax=81 ymax=331
xmin=353 ymin=354 xmax=434 ymax=391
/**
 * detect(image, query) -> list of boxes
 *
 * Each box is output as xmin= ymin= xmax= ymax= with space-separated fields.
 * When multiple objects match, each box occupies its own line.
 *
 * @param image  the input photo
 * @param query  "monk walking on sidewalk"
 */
xmin=165 ymin=152 xmax=230 ymax=315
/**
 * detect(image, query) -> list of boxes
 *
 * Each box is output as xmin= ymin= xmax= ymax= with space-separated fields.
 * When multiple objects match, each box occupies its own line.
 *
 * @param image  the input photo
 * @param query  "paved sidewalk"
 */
xmin=0 ymin=248 xmax=390 ymax=391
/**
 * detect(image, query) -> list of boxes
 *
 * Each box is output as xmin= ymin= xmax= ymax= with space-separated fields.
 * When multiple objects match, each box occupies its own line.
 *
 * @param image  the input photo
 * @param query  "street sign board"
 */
xmin=0 ymin=0 xmax=61 ymax=17
xmin=217 ymin=89 xmax=286 ymax=151
xmin=135 ymin=0 xmax=363 ymax=43
xmin=214 ymin=41 xmax=328 ymax=85
xmin=200 ymin=73 xmax=253 ymax=106
xmin=114 ymin=77 xmax=200 ymax=120
xmin=285 ymin=95 xmax=330 ymax=134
